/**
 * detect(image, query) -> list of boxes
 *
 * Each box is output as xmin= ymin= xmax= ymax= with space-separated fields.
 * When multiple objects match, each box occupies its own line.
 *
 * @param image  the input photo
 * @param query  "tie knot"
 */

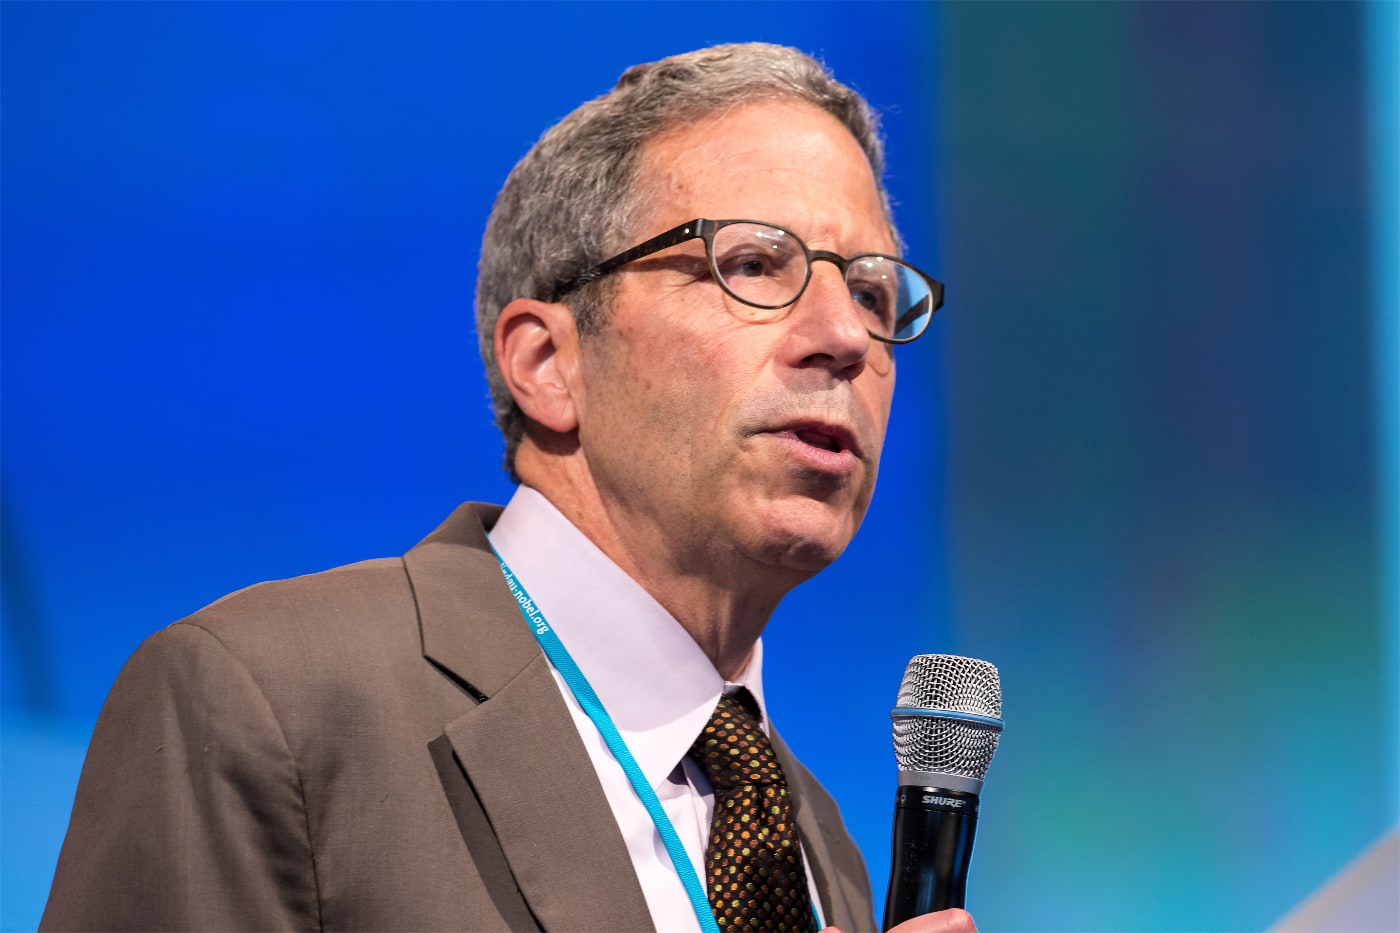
xmin=687 ymin=690 xmax=785 ymax=790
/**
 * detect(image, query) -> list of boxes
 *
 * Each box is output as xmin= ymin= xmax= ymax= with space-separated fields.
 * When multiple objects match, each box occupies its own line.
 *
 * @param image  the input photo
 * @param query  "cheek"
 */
xmin=591 ymin=335 xmax=716 ymax=463
xmin=590 ymin=297 xmax=775 ymax=464
xmin=690 ymin=333 xmax=768 ymax=427
xmin=866 ymin=342 xmax=896 ymax=381
xmin=862 ymin=353 xmax=896 ymax=432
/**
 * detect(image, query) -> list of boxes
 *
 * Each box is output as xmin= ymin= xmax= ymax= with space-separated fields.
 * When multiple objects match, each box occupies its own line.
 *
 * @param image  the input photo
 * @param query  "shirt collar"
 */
xmin=488 ymin=485 xmax=770 ymax=790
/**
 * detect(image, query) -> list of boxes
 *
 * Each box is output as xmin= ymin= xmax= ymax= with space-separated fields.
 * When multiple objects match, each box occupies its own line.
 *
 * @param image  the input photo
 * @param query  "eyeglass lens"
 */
xmin=709 ymin=222 xmax=934 ymax=342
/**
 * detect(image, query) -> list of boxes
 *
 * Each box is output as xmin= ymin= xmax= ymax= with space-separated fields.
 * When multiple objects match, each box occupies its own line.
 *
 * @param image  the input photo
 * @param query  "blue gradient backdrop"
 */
xmin=2 ymin=4 xmax=1394 ymax=931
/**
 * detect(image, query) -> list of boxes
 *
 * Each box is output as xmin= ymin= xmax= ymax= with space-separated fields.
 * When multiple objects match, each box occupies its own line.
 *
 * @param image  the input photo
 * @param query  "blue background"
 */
xmin=3 ymin=3 xmax=1396 ymax=931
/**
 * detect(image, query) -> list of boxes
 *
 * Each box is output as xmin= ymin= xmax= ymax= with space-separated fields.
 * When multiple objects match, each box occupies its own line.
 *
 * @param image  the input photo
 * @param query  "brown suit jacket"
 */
xmin=42 ymin=503 xmax=876 ymax=932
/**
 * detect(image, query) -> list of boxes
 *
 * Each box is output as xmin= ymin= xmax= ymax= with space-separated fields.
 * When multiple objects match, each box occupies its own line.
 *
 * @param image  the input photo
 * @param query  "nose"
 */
xmin=783 ymin=260 xmax=872 ymax=376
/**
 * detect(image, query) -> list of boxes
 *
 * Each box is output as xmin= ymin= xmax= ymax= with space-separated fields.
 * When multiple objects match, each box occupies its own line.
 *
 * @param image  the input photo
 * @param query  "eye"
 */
xmin=708 ymin=224 xmax=808 ymax=306
xmin=850 ymin=285 xmax=880 ymax=311
xmin=715 ymin=248 xmax=788 ymax=281
xmin=848 ymin=272 xmax=896 ymax=327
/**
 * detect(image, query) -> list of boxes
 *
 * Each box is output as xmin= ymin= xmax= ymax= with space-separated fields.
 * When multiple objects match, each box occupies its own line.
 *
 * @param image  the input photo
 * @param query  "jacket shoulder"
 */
xmin=171 ymin=501 xmax=506 ymax=660
xmin=185 ymin=556 xmax=415 ymax=639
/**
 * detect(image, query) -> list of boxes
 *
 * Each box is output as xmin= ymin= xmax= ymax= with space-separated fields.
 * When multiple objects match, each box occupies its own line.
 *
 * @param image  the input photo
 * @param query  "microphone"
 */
xmin=882 ymin=654 xmax=1004 ymax=929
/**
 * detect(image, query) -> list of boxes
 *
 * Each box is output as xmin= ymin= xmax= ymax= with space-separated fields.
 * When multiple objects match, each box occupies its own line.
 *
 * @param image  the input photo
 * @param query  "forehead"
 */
xmin=633 ymin=100 xmax=896 ymax=254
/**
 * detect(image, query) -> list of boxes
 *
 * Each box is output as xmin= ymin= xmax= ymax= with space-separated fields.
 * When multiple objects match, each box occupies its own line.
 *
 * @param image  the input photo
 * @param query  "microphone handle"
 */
xmin=882 ymin=786 xmax=980 ymax=930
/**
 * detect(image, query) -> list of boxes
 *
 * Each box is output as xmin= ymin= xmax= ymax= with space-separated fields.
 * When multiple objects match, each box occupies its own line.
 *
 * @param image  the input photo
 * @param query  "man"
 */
xmin=43 ymin=44 xmax=970 ymax=933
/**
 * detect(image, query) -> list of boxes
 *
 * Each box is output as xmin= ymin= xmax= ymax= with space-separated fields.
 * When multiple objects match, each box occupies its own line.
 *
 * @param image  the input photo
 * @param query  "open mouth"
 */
xmin=768 ymin=421 xmax=861 ymax=473
xmin=795 ymin=428 xmax=845 ymax=453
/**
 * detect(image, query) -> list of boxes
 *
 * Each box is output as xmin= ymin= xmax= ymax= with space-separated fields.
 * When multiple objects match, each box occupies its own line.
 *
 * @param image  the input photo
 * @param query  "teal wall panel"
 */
xmin=939 ymin=4 xmax=1394 ymax=930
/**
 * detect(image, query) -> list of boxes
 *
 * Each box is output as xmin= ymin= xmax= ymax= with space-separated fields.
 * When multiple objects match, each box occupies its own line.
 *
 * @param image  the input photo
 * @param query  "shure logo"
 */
xmin=923 ymin=795 xmax=964 ymax=808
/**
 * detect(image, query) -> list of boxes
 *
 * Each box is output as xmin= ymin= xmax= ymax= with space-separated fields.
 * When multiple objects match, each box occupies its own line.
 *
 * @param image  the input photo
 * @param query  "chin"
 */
xmin=747 ymin=498 xmax=860 ymax=576
xmin=771 ymin=539 xmax=848 ymax=575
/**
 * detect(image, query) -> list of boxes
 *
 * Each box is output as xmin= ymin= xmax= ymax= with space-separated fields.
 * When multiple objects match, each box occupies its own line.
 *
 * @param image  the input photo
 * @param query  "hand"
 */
xmin=825 ymin=908 xmax=978 ymax=933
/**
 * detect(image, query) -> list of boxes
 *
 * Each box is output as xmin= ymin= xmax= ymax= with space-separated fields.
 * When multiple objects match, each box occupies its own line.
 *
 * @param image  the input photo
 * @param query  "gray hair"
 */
xmin=475 ymin=42 xmax=894 ymax=480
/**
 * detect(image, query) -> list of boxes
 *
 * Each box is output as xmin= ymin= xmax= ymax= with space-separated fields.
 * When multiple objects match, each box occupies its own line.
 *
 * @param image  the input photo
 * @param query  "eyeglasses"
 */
xmin=553 ymin=218 xmax=944 ymax=344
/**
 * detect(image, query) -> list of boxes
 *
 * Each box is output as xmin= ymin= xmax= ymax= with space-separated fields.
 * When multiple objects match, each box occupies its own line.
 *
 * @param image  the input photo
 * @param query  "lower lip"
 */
xmin=766 ymin=431 xmax=860 ymax=473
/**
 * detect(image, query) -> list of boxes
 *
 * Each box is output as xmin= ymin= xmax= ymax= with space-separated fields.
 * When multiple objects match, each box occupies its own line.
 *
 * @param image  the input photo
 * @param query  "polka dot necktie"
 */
xmin=687 ymin=690 xmax=817 ymax=932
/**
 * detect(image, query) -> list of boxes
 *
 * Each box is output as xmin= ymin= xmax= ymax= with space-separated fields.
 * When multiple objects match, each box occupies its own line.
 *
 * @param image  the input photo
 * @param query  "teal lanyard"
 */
xmin=493 ymin=550 xmax=723 ymax=933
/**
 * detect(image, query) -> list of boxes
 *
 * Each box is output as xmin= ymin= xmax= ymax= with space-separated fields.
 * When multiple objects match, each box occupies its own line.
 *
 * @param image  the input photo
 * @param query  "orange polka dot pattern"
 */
xmin=687 ymin=690 xmax=816 ymax=932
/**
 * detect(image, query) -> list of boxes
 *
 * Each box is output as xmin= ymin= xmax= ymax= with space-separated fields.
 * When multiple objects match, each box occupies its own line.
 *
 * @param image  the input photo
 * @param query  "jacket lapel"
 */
xmin=443 ymin=654 xmax=653 ymax=932
xmin=772 ymin=728 xmax=877 ymax=933
xmin=406 ymin=503 xmax=654 ymax=932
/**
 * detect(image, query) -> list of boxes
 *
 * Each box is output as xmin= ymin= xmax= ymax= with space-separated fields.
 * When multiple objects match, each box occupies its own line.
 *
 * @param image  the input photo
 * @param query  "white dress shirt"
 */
xmin=489 ymin=485 xmax=822 ymax=932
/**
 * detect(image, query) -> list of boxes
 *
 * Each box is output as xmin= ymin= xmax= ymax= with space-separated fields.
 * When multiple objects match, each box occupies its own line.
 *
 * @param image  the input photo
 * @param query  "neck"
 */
xmin=518 ymin=451 xmax=801 ymax=681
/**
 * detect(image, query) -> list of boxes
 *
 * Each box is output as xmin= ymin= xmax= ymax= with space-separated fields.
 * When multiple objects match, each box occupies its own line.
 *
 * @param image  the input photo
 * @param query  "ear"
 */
xmin=494 ymin=298 xmax=581 ymax=434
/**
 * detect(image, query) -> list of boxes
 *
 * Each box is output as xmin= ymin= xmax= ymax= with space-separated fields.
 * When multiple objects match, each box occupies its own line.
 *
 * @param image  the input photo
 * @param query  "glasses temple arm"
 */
xmin=553 ymin=219 xmax=708 ymax=300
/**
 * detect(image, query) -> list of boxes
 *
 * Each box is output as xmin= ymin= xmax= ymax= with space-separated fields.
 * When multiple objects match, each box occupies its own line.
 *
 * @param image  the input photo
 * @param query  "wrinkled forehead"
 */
xmin=627 ymin=101 xmax=901 ymax=252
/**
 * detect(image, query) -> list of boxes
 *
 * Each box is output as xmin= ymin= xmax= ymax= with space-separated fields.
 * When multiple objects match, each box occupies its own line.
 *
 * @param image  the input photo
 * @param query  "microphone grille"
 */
xmin=892 ymin=654 xmax=1002 ymax=782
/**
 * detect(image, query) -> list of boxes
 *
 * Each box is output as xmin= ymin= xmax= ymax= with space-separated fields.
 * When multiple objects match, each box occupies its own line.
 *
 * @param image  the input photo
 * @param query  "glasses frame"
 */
xmin=552 ymin=218 xmax=944 ymax=344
